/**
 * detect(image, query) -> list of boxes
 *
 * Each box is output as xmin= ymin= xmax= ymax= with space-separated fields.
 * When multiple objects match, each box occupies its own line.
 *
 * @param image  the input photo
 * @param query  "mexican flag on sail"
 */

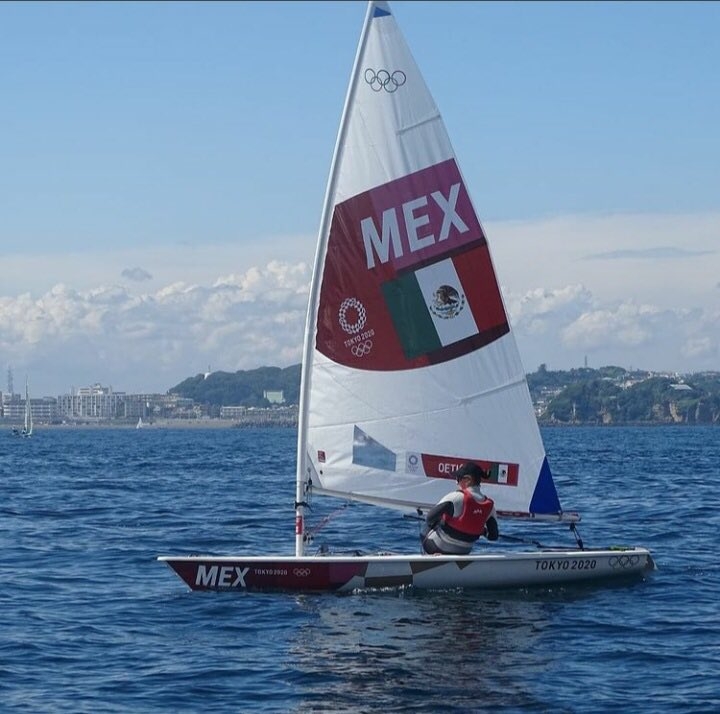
xmin=383 ymin=252 xmax=488 ymax=360
xmin=316 ymin=159 xmax=509 ymax=371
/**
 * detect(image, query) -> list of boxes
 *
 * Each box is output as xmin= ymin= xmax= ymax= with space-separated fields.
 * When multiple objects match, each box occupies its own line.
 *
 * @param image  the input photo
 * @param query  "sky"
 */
xmin=1 ymin=1 xmax=719 ymax=397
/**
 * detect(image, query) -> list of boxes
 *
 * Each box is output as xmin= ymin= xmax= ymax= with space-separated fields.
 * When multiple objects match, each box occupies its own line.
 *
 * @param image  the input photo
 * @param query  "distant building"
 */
xmin=263 ymin=390 xmax=285 ymax=405
xmin=220 ymin=404 xmax=298 ymax=425
xmin=56 ymin=383 xmax=126 ymax=419
xmin=1 ymin=379 xmax=292 ymax=425
xmin=220 ymin=405 xmax=250 ymax=419
xmin=3 ymin=396 xmax=58 ymax=422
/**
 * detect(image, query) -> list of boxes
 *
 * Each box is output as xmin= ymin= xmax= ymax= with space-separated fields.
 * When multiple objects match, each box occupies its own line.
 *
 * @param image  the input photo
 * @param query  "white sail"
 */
xmin=297 ymin=0 xmax=569 ymax=545
xmin=23 ymin=377 xmax=33 ymax=437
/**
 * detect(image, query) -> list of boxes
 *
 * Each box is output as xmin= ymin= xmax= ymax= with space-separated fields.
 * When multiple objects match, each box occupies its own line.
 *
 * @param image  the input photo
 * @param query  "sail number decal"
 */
xmin=316 ymin=159 xmax=509 ymax=371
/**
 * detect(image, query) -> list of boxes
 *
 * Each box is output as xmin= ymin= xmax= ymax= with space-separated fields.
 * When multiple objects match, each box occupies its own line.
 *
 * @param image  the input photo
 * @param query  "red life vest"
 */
xmin=443 ymin=488 xmax=495 ymax=539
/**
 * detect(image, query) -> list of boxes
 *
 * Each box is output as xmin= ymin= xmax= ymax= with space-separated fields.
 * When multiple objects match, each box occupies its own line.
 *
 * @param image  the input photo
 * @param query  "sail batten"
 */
xmin=396 ymin=112 xmax=443 ymax=135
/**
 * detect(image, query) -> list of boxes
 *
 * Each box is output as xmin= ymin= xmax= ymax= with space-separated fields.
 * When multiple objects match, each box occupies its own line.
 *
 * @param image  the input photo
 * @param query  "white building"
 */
xmin=263 ymin=390 xmax=285 ymax=404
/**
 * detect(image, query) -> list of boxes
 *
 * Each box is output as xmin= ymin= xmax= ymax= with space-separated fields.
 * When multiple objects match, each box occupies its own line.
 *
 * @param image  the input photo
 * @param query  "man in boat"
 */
xmin=421 ymin=462 xmax=499 ymax=555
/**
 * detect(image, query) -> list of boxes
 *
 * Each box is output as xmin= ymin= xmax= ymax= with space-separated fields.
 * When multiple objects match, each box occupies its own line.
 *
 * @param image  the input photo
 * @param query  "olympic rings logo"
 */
xmin=351 ymin=340 xmax=373 ymax=358
xmin=293 ymin=568 xmax=311 ymax=577
xmin=338 ymin=297 xmax=366 ymax=334
xmin=608 ymin=555 xmax=640 ymax=569
xmin=364 ymin=68 xmax=407 ymax=93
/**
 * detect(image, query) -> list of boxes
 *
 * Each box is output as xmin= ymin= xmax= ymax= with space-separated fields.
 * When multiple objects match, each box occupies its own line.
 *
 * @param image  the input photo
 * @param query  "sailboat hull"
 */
xmin=158 ymin=547 xmax=654 ymax=593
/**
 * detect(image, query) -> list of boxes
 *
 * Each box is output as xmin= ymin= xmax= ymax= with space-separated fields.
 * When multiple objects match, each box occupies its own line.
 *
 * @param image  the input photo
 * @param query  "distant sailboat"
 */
xmin=22 ymin=377 xmax=33 ymax=438
xmin=136 ymin=417 xmax=144 ymax=430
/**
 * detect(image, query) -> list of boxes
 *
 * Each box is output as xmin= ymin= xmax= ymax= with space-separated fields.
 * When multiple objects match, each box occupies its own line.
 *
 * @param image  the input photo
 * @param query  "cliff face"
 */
xmin=532 ymin=368 xmax=720 ymax=425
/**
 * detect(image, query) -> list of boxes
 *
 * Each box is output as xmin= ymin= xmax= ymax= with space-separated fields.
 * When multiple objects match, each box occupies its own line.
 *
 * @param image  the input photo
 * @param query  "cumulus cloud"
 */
xmin=504 ymin=287 xmax=719 ymax=374
xmin=3 ymin=211 xmax=720 ymax=395
xmin=561 ymin=302 xmax=664 ymax=349
xmin=0 ymin=262 xmax=311 ymax=395
xmin=504 ymin=284 xmax=593 ymax=336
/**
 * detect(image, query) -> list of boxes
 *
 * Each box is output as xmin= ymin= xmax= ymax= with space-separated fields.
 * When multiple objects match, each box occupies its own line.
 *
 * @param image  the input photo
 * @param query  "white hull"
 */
xmin=159 ymin=547 xmax=654 ymax=593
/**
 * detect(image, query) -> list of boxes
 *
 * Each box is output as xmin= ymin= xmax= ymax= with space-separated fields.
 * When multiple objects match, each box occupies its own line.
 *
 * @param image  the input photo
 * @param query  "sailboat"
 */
xmin=21 ymin=377 xmax=33 ymax=438
xmin=159 ymin=1 xmax=654 ymax=592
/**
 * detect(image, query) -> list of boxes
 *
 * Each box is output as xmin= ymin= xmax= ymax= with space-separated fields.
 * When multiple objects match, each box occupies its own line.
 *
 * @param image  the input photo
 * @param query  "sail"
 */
xmin=298 ymin=1 xmax=569 ymax=525
xmin=24 ymin=377 xmax=33 ymax=437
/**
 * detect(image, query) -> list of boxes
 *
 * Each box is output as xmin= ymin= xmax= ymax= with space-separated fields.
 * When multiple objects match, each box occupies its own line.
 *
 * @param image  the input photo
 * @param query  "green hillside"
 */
xmin=170 ymin=364 xmax=301 ymax=408
xmin=169 ymin=363 xmax=720 ymax=425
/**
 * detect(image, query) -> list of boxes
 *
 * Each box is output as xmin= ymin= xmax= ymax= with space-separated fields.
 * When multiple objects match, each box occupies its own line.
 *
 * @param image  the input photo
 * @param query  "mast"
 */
xmin=294 ymin=0 xmax=380 ymax=556
xmin=24 ymin=376 xmax=32 ymax=436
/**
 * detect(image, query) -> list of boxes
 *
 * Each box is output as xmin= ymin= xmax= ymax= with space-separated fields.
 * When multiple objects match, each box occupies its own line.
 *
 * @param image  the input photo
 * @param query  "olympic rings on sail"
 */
xmin=338 ymin=297 xmax=367 ymax=334
xmin=364 ymin=68 xmax=407 ymax=93
xmin=351 ymin=341 xmax=373 ymax=358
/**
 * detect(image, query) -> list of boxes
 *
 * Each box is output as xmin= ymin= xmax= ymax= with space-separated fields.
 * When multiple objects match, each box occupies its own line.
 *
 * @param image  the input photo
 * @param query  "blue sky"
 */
xmin=1 ymin=1 xmax=719 ymax=396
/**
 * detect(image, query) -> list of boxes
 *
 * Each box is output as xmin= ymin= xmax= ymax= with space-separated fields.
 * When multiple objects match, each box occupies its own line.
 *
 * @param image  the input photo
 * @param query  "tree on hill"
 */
xmin=170 ymin=364 xmax=301 ymax=408
xmin=543 ymin=378 xmax=622 ymax=423
xmin=166 ymin=362 xmax=720 ymax=423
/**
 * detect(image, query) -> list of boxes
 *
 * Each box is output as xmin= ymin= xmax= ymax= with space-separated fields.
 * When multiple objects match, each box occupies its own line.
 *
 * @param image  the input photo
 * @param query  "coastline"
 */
xmin=14 ymin=418 xmax=296 ymax=430
xmin=16 ymin=419 xmax=718 ymax=430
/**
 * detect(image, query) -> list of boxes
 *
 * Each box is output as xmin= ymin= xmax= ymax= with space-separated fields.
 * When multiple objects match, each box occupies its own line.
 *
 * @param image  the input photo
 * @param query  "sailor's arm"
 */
xmin=425 ymin=501 xmax=453 ymax=529
xmin=484 ymin=515 xmax=499 ymax=541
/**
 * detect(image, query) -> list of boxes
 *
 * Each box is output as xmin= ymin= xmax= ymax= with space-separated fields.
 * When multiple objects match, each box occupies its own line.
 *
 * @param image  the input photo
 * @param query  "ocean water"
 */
xmin=1 ymin=425 xmax=718 ymax=713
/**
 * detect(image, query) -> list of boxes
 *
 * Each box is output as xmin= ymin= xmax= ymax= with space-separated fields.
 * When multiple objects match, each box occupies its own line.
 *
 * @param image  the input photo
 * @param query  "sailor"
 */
xmin=421 ymin=462 xmax=499 ymax=555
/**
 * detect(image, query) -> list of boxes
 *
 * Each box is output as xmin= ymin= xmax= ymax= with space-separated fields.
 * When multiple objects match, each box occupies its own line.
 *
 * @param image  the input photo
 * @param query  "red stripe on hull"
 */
xmin=167 ymin=559 xmax=367 ymax=592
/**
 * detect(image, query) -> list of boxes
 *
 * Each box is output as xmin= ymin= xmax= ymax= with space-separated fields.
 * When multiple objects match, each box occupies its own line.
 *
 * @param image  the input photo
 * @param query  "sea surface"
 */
xmin=1 ymin=425 xmax=718 ymax=713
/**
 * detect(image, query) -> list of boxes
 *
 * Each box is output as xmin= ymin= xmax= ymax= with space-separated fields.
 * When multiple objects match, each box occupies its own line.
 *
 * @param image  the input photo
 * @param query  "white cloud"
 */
xmin=0 ymin=233 xmax=317 ymax=298
xmin=504 ymin=284 xmax=594 ymax=337
xmin=506 ymin=290 xmax=719 ymax=374
xmin=683 ymin=335 xmax=714 ymax=360
xmin=2 ymin=212 xmax=719 ymax=396
xmin=561 ymin=302 xmax=665 ymax=349
xmin=0 ymin=262 xmax=311 ymax=396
